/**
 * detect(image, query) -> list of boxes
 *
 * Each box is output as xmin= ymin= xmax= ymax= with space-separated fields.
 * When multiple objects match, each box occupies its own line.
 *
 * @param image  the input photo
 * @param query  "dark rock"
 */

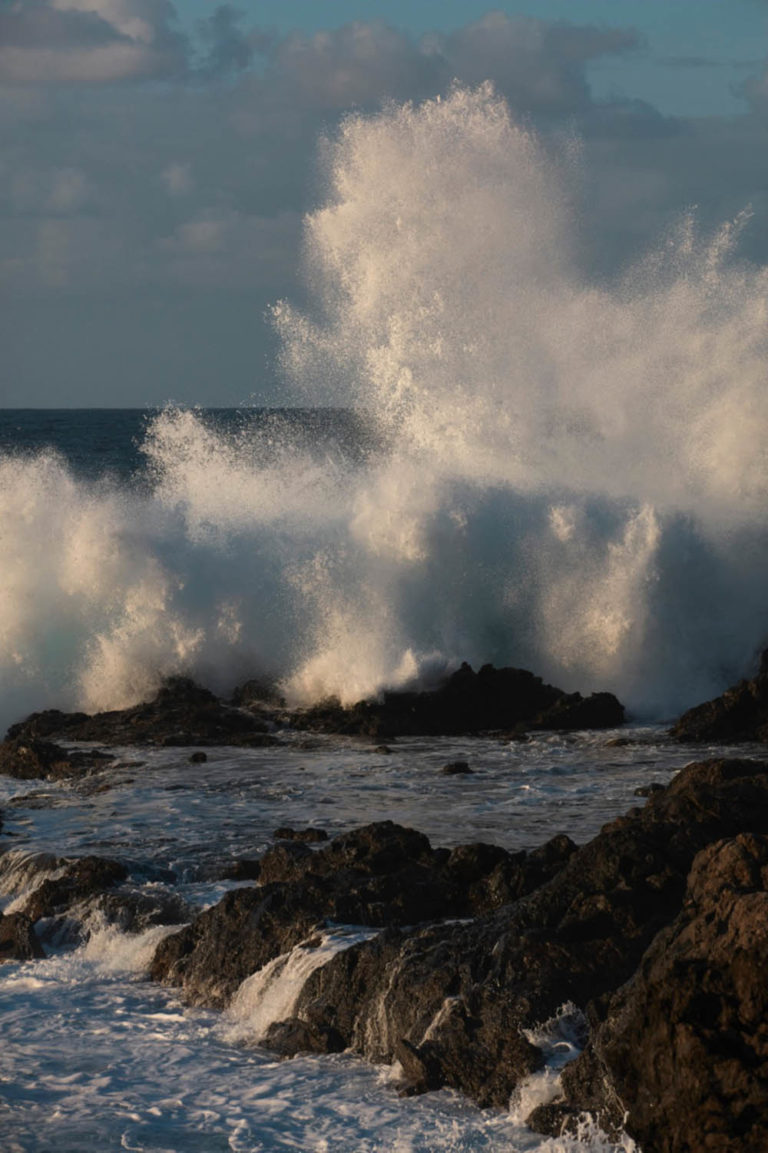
xmin=634 ymin=782 xmax=665 ymax=797
xmin=558 ymin=830 xmax=768 ymax=1152
xmin=5 ymin=676 xmax=280 ymax=749
xmin=441 ymin=761 xmax=472 ymax=775
xmin=525 ymin=1103 xmax=582 ymax=1137
xmin=281 ymin=759 xmax=768 ymax=1105
xmin=0 ymin=737 xmax=111 ymax=781
xmin=188 ymin=751 xmax=208 ymax=764
xmin=530 ymin=691 xmax=626 ymax=732
xmin=0 ymin=911 xmax=44 ymax=962
xmin=230 ymin=678 xmax=285 ymax=709
xmin=262 ymin=1016 xmax=345 ymax=1057
xmin=222 ymin=858 xmax=262 ymax=881
xmin=20 ymin=855 xmax=128 ymax=924
xmin=672 ymin=648 xmax=768 ymax=742
xmin=273 ymin=827 xmax=329 ymax=843
xmin=150 ymin=820 xmax=569 ymax=1011
xmin=289 ymin=662 xmax=623 ymax=738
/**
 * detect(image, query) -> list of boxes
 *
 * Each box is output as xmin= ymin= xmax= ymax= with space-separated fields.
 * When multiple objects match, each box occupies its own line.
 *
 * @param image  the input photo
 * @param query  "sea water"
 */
xmin=3 ymin=83 xmax=768 ymax=1149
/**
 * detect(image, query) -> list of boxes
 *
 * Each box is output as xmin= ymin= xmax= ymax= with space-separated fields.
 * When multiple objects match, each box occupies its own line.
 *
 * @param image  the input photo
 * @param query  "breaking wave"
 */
xmin=4 ymin=84 xmax=768 ymax=729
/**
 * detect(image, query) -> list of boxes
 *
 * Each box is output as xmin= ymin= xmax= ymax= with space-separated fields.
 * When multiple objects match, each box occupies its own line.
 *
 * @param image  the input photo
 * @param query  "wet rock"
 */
xmin=553 ymin=831 xmax=768 ymax=1152
xmin=634 ymin=782 xmax=665 ymax=797
xmin=279 ymin=759 xmax=768 ymax=1105
xmin=672 ymin=648 xmax=768 ymax=742
xmin=222 ymin=858 xmax=262 ymax=881
xmin=273 ymin=827 xmax=329 ymax=843
xmin=188 ymin=751 xmax=208 ymax=764
xmin=0 ymin=911 xmax=44 ymax=962
xmin=0 ymin=737 xmax=111 ymax=781
xmin=5 ymin=676 xmax=280 ymax=749
xmin=150 ymin=820 xmax=572 ymax=1011
xmin=441 ymin=761 xmax=472 ymax=775
xmin=19 ymin=855 xmax=128 ymax=924
xmin=290 ymin=662 xmax=623 ymax=738
xmin=529 ymin=691 xmax=626 ymax=732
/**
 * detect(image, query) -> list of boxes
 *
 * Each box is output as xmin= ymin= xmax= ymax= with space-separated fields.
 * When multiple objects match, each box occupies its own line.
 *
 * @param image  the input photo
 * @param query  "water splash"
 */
xmin=3 ymin=84 xmax=768 ymax=728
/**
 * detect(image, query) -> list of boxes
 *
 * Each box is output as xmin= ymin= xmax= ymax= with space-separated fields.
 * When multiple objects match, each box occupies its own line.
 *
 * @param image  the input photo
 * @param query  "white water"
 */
xmin=0 ymin=732 xmax=667 ymax=1152
xmin=3 ymin=86 xmax=768 ymax=729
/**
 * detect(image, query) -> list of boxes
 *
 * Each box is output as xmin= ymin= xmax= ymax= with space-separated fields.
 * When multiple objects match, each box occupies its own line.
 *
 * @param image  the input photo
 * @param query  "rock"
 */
xmin=188 ymin=751 xmax=208 ymax=764
xmin=441 ymin=761 xmax=472 ymax=775
xmin=530 ymin=691 xmax=626 ymax=732
xmin=555 ymin=831 xmax=768 ymax=1152
xmin=289 ymin=662 xmax=624 ymax=738
xmin=267 ymin=759 xmax=768 ymax=1105
xmin=0 ymin=912 xmax=44 ymax=962
xmin=19 ymin=854 xmax=129 ymax=924
xmin=5 ymin=676 xmax=280 ymax=749
xmin=150 ymin=820 xmax=575 ymax=1011
xmin=634 ymin=782 xmax=665 ymax=797
xmin=273 ymin=827 xmax=329 ymax=843
xmin=671 ymin=648 xmax=768 ymax=742
xmin=0 ymin=737 xmax=111 ymax=781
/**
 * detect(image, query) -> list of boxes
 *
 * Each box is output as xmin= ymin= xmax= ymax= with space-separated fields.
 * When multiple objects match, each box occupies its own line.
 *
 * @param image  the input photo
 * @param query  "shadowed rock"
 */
xmin=672 ymin=648 xmax=768 ymax=742
xmin=551 ymin=830 xmax=768 ymax=1152
xmin=4 ymin=676 xmax=279 ymax=749
xmin=0 ymin=912 xmax=44 ymax=962
xmin=289 ymin=662 xmax=624 ymax=738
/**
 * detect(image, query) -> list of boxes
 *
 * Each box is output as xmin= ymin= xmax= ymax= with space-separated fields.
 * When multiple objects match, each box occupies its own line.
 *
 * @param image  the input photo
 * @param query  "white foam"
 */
xmin=3 ymin=85 xmax=768 ymax=730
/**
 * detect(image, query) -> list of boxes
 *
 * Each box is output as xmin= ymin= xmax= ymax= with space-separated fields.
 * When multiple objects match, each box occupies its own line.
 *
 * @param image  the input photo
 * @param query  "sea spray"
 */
xmin=3 ymin=84 xmax=768 ymax=728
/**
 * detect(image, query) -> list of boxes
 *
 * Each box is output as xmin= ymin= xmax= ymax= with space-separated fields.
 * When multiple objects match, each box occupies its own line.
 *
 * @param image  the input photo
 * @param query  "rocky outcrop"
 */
xmin=547 ymin=831 xmax=768 ymax=1152
xmin=151 ymin=758 xmax=768 ymax=1123
xmin=0 ymin=736 xmax=111 ymax=780
xmin=4 ymin=676 xmax=279 ymax=750
xmin=0 ymin=911 xmax=44 ymax=962
xmin=288 ymin=662 xmax=624 ymax=738
xmin=672 ymin=649 xmax=768 ymax=742
xmin=149 ymin=820 xmax=577 ymax=1010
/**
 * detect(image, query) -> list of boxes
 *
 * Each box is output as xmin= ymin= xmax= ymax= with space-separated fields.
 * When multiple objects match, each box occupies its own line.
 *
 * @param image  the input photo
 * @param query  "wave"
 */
xmin=3 ymin=84 xmax=768 ymax=730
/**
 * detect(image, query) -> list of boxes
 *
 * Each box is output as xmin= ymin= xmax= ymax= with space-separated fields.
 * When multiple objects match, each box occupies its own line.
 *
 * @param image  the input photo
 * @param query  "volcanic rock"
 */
xmin=0 ymin=737 xmax=111 ymax=780
xmin=289 ymin=662 xmax=624 ymax=738
xmin=672 ymin=648 xmax=768 ymax=742
xmin=5 ymin=676 xmax=279 ymax=749
xmin=150 ymin=821 xmax=575 ymax=1010
xmin=552 ymin=831 xmax=768 ymax=1152
xmin=0 ymin=912 xmax=44 ymax=962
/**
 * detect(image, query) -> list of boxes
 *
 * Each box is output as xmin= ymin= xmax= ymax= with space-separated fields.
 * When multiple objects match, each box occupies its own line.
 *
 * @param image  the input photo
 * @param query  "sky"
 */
xmin=1 ymin=0 xmax=767 ymax=407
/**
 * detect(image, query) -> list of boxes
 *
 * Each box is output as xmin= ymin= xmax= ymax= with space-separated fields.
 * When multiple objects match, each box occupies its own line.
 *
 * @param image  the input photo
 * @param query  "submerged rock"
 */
xmin=4 ymin=676 xmax=280 ymax=750
xmin=289 ymin=662 xmax=624 ymax=738
xmin=671 ymin=648 xmax=768 ymax=742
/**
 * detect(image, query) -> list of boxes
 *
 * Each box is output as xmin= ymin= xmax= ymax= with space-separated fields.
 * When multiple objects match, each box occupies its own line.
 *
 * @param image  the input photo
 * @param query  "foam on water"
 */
xmin=3 ymin=84 xmax=768 ymax=732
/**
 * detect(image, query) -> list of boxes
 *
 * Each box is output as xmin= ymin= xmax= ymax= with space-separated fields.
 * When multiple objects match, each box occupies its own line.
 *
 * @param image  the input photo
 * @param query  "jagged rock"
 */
xmin=289 ymin=662 xmax=624 ymax=738
xmin=268 ymin=759 xmax=768 ymax=1105
xmin=150 ymin=821 xmax=575 ymax=1011
xmin=0 ymin=912 xmax=44 ymax=962
xmin=273 ymin=827 xmax=329 ymax=843
xmin=554 ymin=831 xmax=768 ymax=1152
xmin=5 ymin=676 xmax=280 ymax=749
xmin=0 ymin=737 xmax=111 ymax=780
xmin=19 ymin=855 xmax=129 ymax=923
xmin=672 ymin=648 xmax=768 ymax=742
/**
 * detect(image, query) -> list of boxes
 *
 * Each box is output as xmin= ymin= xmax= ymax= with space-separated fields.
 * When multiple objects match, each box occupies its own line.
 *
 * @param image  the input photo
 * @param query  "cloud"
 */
xmin=0 ymin=0 xmax=187 ymax=85
xmin=2 ymin=7 xmax=768 ymax=403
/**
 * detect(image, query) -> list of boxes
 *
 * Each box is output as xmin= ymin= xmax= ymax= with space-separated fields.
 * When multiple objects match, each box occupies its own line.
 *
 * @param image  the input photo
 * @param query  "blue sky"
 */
xmin=1 ymin=0 xmax=767 ymax=405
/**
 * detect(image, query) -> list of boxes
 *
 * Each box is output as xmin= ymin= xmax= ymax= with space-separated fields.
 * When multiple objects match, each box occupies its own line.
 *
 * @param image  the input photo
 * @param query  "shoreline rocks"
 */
xmin=148 ymin=756 xmax=768 ymax=1150
xmin=671 ymin=649 xmax=768 ymax=743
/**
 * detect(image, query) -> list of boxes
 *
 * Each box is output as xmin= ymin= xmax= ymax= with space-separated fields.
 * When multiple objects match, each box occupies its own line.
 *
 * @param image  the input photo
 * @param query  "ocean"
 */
xmin=3 ymin=84 xmax=768 ymax=1150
